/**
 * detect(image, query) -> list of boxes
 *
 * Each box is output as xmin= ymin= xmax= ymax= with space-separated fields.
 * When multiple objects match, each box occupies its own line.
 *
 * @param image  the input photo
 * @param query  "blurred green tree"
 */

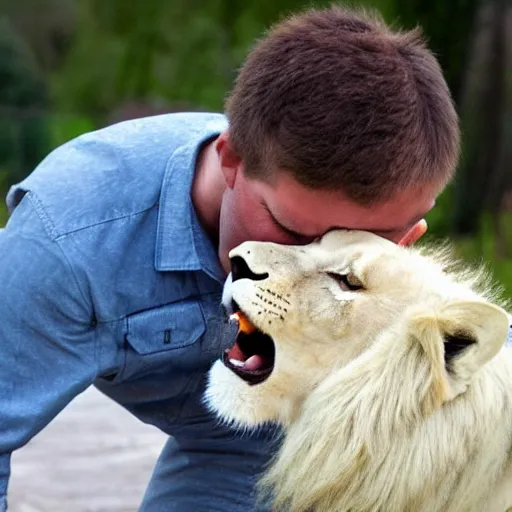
xmin=54 ymin=0 xmax=397 ymax=121
xmin=392 ymin=0 xmax=480 ymax=103
xmin=0 ymin=0 xmax=77 ymax=72
xmin=0 ymin=18 xmax=50 ymax=184
xmin=452 ymin=0 xmax=511 ymax=244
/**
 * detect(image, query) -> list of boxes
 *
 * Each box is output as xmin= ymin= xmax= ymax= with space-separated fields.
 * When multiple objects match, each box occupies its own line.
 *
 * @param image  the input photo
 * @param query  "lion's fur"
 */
xmin=205 ymin=230 xmax=512 ymax=511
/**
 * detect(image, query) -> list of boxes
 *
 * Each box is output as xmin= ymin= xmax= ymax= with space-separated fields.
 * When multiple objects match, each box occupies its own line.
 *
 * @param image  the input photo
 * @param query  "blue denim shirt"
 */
xmin=0 ymin=112 xmax=277 ymax=511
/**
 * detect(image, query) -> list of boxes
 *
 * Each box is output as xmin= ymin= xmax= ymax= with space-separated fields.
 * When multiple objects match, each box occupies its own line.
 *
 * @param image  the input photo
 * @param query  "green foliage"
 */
xmin=452 ymin=1 xmax=511 ymax=237
xmin=0 ymin=18 xmax=51 ymax=184
xmin=50 ymin=114 xmax=95 ymax=148
xmin=0 ymin=21 xmax=46 ymax=107
xmin=453 ymin=214 xmax=512 ymax=300
xmin=53 ymin=0 xmax=399 ymax=119
xmin=391 ymin=0 xmax=479 ymax=102
xmin=424 ymin=186 xmax=456 ymax=238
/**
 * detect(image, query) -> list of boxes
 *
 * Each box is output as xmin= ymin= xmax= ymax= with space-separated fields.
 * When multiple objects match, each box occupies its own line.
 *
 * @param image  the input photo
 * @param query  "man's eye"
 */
xmin=279 ymin=224 xmax=314 ymax=244
xmin=327 ymin=272 xmax=364 ymax=291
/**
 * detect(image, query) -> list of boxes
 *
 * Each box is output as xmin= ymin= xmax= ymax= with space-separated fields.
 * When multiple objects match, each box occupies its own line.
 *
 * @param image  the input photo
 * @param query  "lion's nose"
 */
xmin=230 ymin=256 xmax=269 ymax=283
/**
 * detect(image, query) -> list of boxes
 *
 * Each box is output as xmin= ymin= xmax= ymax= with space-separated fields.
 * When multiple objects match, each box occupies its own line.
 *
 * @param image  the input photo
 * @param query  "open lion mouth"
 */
xmin=222 ymin=303 xmax=275 ymax=385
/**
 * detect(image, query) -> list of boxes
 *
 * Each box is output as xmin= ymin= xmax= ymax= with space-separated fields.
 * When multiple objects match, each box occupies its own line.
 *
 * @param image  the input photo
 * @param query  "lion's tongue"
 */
xmin=229 ymin=354 xmax=264 ymax=371
xmin=244 ymin=355 xmax=264 ymax=371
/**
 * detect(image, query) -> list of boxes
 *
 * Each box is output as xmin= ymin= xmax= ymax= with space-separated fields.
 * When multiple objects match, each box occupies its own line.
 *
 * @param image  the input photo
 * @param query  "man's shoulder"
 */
xmin=6 ymin=112 xmax=227 ymax=239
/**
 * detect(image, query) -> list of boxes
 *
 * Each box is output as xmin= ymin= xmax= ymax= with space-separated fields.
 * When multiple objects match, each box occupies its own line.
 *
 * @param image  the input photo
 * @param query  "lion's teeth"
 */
xmin=229 ymin=359 xmax=245 ymax=367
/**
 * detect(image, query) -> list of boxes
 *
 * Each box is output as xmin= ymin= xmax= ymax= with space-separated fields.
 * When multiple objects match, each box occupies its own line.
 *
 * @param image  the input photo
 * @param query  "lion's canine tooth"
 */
xmin=230 ymin=311 xmax=257 ymax=334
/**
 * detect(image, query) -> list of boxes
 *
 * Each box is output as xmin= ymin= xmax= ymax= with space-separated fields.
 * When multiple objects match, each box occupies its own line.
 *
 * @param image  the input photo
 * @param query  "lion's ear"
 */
xmin=410 ymin=300 xmax=510 ymax=401
xmin=440 ymin=301 xmax=509 ymax=380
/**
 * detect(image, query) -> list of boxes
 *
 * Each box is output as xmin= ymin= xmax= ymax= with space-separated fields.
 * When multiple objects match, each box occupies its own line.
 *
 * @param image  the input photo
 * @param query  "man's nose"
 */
xmin=230 ymin=256 xmax=269 ymax=283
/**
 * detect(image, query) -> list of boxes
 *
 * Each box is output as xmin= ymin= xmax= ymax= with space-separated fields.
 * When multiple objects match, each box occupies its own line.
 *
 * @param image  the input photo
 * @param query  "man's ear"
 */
xmin=216 ymin=131 xmax=242 ymax=189
xmin=408 ymin=300 xmax=510 ymax=404
xmin=398 ymin=220 xmax=428 ymax=246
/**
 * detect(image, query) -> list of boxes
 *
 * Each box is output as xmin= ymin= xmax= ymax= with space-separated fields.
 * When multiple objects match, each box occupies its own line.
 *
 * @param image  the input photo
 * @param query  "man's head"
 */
xmin=213 ymin=5 xmax=460 ymax=271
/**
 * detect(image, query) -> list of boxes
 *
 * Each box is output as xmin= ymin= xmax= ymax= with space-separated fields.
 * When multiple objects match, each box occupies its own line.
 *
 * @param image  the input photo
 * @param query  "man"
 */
xmin=0 ymin=6 xmax=460 ymax=511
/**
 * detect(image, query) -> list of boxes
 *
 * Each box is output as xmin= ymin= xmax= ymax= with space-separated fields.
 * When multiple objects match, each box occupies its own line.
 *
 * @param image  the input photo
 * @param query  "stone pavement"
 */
xmin=9 ymin=388 xmax=167 ymax=512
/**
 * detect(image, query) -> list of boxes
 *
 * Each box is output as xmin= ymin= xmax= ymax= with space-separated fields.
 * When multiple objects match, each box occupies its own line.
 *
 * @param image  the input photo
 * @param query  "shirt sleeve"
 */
xmin=0 ymin=192 xmax=98 ymax=507
xmin=0 ymin=455 xmax=8 ymax=512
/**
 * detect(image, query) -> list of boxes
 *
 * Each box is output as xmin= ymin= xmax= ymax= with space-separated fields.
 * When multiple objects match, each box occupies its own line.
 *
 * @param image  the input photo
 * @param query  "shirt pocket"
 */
xmin=118 ymin=300 xmax=206 ymax=382
xmin=126 ymin=301 xmax=205 ymax=354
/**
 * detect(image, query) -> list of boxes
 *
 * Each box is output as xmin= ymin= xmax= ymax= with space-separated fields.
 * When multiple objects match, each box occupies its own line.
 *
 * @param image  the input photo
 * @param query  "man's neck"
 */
xmin=191 ymin=137 xmax=225 ymax=246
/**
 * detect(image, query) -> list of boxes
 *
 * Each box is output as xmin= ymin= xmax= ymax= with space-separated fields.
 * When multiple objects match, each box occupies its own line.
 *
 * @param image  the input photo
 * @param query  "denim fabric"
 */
xmin=0 ymin=112 xmax=278 ymax=511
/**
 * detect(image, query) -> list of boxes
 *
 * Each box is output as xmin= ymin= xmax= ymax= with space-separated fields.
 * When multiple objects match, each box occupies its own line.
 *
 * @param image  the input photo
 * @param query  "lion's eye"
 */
xmin=328 ymin=272 xmax=364 ymax=291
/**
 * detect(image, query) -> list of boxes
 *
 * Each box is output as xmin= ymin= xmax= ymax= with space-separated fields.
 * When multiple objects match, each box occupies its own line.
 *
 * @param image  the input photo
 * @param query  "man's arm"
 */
xmin=0 ymin=193 xmax=98 ymax=509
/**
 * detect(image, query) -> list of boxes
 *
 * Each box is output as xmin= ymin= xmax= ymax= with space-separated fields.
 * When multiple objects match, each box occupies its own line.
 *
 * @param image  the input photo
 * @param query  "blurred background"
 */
xmin=0 ymin=0 xmax=511 ymax=295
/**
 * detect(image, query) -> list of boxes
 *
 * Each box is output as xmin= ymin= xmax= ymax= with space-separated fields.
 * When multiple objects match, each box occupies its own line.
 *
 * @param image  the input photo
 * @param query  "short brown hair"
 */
xmin=226 ymin=6 xmax=460 ymax=204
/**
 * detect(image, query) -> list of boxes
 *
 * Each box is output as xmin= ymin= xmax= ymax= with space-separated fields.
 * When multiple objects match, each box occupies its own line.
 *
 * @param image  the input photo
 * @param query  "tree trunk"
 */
xmin=452 ymin=0 xmax=508 ymax=236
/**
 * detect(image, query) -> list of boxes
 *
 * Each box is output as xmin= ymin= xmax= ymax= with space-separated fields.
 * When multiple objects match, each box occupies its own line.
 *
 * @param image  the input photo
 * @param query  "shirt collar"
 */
xmin=155 ymin=116 xmax=228 ymax=283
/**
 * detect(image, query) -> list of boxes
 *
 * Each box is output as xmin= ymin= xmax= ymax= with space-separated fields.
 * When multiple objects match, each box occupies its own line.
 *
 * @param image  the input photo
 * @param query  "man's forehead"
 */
xmin=267 ymin=183 xmax=436 ymax=236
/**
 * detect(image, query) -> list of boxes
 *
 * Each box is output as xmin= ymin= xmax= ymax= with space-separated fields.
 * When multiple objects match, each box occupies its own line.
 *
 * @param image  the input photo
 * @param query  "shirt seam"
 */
xmin=93 ymin=293 xmax=216 ymax=328
xmin=26 ymin=191 xmax=59 ymax=240
xmin=54 ymin=203 xmax=159 ymax=241
xmin=26 ymin=190 xmax=159 ymax=242
xmin=55 ymin=236 xmax=105 ymax=372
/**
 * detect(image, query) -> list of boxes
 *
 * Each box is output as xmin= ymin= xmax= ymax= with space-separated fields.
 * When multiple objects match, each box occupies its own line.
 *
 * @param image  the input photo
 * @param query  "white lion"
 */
xmin=205 ymin=230 xmax=512 ymax=512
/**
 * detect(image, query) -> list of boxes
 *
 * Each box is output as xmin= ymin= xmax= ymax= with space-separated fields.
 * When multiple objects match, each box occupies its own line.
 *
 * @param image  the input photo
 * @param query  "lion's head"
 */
xmin=206 ymin=230 xmax=509 ymax=427
xmin=205 ymin=230 xmax=512 ymax=511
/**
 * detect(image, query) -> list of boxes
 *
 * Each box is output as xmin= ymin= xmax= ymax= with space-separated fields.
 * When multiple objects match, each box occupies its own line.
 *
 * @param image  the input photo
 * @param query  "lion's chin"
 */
xmin=205 ymin=361 xmax=278 ymax=427
xmin=205 ymin=307 xmax=282 ymax=426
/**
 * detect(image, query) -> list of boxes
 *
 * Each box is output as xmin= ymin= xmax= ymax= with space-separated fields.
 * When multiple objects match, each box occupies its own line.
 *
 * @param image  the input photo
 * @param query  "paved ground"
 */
xmin=9 ymin=388 xmax=167 ymax=512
